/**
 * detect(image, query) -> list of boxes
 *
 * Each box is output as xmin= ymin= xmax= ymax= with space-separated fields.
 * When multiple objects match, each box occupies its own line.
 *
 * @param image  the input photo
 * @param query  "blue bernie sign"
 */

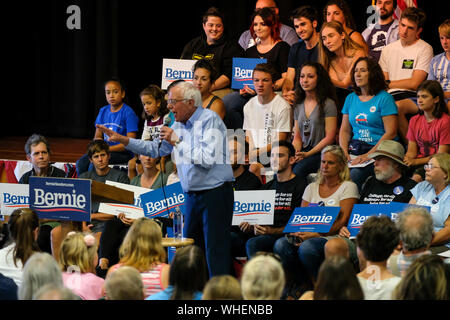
xmin=231 ymin=57 xmax=267 ymax=90
xmin=29 ymin=177 xmax=91 ymax=222
xmin=284 ymin=206 xmax=340 ymax=233
xmin=140 ymin=182 xmax=185 ymax=219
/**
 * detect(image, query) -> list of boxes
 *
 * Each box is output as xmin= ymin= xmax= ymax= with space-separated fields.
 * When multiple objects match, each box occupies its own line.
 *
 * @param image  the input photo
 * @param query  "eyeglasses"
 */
xmin=167 ymin=98 xmax=188 ymax=105
xmin=424 ymin=164 xmax=441 ymax=170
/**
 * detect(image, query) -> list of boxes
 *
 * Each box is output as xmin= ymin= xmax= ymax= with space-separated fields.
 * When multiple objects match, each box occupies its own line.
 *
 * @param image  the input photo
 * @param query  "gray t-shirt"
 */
xmin=293 ymin=98 xmax=337 ymax=150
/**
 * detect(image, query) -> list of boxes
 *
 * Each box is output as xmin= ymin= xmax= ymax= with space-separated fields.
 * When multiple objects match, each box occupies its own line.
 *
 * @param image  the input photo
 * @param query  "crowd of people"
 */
xmin=1 ymin=0 xmax=449 ymax=301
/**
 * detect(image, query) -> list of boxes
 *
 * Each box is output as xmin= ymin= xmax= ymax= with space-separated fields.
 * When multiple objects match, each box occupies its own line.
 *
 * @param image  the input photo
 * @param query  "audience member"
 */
xmin=238 ymin=0 xmax=298 ymax=50
xmin=356 ymin=216 xmax=401 ymax=300
xmin=323 ymin=0 xmax=368 ymax=52
xmin=282 ymin=5 xmax=320 ymax=105
xmin=339 ymin=57 xmax=398 ymax=190
xmin=229 ymin=135 xmax=262 ymax=191
xmin=379 ymin=7 xmax=433 ymax=143
xmin=393 ymin=254 xmax=450 ymax=300
xmin=181 ymin=7 xmax=244 ymax=96
xmin=192 ymin=59 xmax=226 ymax=119
xmin=404 ymin=80 xmax=450 ymax=172
xmin=243 ymin=63 xmax=291 ymax=176
xmin=59 ymin=232 xmax=104 ymax=300
xmin=409 ymin=153 xmax=450 ymax=254
xmin=291 ymin=62 xmax=338 ymax=181
xmin=104 ymin=266 xmax=144 ymax=300
xmin=0 ymin=273 xmax=18 ymax=300
xmin=428 ymin=19 xmax=450 ymax=111
xmin=18 ymin=252 xmax=64 ymax=300
xmin=224 ymin=7 xmax=290 ymax=129
xmin=274 ymin=145 xmax=358 ymax=298
xmin=33 ymin=283 xmax=80 ymax=300
xmin=241 ymin=253 xmax=285 ymax=300
xmin=202 ymin=275 xmax=243 ymax=300
xmin=244 ymin=141 xmax=306 ymax=258
xmin=76 ymin=78 xmax=139 ymax=176
xmin=387 ymin=207 xmax=433 ymax=277
xmin=147 ymin=245 xmax=207 ymax=300
xmin=362 ymin=0 xmax=399 ymax=62
xmin=0 ymin=208 xmax=40 ymax=286
xmin=107 ymin=218 xmax=169 ymax=299
xmin=300 ymin=255 xmax=364 ymax=300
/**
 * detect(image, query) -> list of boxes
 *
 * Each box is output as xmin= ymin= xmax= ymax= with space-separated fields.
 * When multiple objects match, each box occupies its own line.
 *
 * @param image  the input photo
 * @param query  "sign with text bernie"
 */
xmin=29 ymin=177 xmax=91 ymax=222
xmin=284 ymin=206 xmax=340 ymax=233
xmin=0 ymin=183 xmax=29 ymax=215
xmin=140 ymin=182 xmax=185 ymax=219
xmin=232 ymin=190 xmax=275 ymax=226
xmin=231 ymin=57 xmax=267 ymax=90
xmin=161 ymin=58 xmax=196 ymax=90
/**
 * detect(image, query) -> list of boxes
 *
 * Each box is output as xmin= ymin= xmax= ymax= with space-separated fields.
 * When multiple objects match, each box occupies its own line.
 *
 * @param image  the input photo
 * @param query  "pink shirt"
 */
xmin=406 ymin=113 xmax=450 ymax=158
xmin=62 ymin=272 xmax=105 ymax=300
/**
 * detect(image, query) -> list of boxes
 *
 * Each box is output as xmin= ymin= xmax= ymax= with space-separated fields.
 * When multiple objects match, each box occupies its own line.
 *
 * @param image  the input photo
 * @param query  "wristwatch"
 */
xmin=174 ymin=137 xmax=182 ymax=147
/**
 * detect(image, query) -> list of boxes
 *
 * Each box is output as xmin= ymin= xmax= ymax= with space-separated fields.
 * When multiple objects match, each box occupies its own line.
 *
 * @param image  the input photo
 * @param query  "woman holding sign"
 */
xmin=274 ymin=145 xmax=358 ymax=299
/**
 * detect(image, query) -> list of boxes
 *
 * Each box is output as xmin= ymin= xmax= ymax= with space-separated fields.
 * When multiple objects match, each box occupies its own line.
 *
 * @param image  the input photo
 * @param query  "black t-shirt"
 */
xmin=260 ymin=174 xmax=307 ymax=228
xmin=367 ymin=20 xmax=394 ymax=62
xmin=245 ymin=41 xmax=290 ymax=81
xmin=18 ymin=165 xmax=66 ymax=184
xmin=233 ymin=167 xmax=262 ymax=191
xmin=359 ymin=175 xmax=417 ymax=204
xmin=287 ymin=41 xmax=319 ymax=88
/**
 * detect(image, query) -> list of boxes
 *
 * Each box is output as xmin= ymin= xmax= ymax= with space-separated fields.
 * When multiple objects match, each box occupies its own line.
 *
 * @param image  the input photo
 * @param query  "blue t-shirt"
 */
xmin=145 ymin=285 xmax=203 ymax=300
xmin=95 ymin=103 xmax=139 ymax=147
xmin=342 ymin=90 xmax=398 ymax=145
xmin=411 ymin=182 xmax=450 ymax=248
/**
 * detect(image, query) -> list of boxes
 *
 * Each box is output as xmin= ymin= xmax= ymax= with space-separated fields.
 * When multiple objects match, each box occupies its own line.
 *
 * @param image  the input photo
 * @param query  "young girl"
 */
xmin=107 ymin=218 xmax=170 ymax=299
xmin=292 ymin=62 xmax=338 ymax=181
xmin=59 ymin=232 xmax=104 ymax=300
xmin=404 ymin=80 xmax=450 ymax=171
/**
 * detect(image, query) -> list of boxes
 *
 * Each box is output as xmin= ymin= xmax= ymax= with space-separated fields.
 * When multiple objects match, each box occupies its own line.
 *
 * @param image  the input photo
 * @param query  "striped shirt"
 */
xmin=428 ymin=52 xmax=450 ymax=92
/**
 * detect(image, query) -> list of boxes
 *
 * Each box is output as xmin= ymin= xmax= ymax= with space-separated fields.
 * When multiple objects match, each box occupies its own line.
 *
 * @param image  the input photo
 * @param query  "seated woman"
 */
xmin=339 ymin=57 xmax=398 ymax=191
xmin=192 ymin=59 xmax=226 ymax=120
xmin=409 ymin=153 xmax=450 ymax=255
xmin=318 ymin=20 xmax=366 ymax=109
xmin=292 ymin=62 xmax=338 ymax=181
xmin=98 ymin=154 xmax=168 ymax=273
xmin=323 ymin=0 xmax=368 ymax=53
xmin=107 ymin=218 xmax=170 ymax=299
xmin=404 ymin=80 xmax=450 ymax=176
xmin=223 ymin=7 xmax=290 ymax=129
xmin=273 ymin=145 xmax=359 ymax=299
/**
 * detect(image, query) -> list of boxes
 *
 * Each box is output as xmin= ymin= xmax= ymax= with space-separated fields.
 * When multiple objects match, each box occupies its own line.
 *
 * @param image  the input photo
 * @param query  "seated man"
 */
xmin=19 ymin=134 xmax=66 ymax=255
xmin=379 ymin=7 xmax=434 ymax=143
xmin=243 ymin=140 xmax=306 ymax=258
xmin=243 ymin=63 xmax=291 ymax=178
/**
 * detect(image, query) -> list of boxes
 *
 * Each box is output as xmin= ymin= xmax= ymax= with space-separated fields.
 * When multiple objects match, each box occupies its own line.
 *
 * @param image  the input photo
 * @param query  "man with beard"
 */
xmin=362 ymin=0 xmax=399 ymax=62
xmin=282 ymin=5 xmax=320 ymax=105
xmin=358 ymin=140 xmax=417 ymax=204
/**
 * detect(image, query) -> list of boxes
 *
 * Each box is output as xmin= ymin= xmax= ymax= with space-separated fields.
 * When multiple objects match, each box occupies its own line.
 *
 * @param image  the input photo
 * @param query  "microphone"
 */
xmin=158 ymin=116 xmax=172 ymax=149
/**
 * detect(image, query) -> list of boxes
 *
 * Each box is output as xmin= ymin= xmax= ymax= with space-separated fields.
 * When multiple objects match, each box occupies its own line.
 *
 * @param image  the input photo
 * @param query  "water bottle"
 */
xmin=173 ymin=206 xmax=183 ymax=240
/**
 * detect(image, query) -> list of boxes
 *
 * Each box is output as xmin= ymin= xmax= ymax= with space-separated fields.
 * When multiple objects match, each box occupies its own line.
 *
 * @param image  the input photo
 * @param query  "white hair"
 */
xmin=172 ymin=81 xmax=202 ymax=107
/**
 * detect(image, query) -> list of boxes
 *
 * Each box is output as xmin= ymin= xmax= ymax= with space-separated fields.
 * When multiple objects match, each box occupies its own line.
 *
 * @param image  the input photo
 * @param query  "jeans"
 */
xmin=350 ymin=164 xmax=374 ymax=192
xmin=222 ymin=92 xmax=252 ymax=129
xmin=245 ymin=234 xmax=283 ymax=259
xmin=292 ymin=152 xmax=321 ymax=182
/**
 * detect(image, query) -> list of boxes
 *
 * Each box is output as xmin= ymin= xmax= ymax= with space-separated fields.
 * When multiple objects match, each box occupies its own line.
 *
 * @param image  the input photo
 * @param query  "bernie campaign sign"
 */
xmin=232 ymin=190 xmax=275 ymax=226
xmin=0 ymin=183 xmax=29 ymax=215
xmin=29 ymin=177 xmax=91 ymax=222
xmin=231 ymin=57 xmax=267 ymax=90
xmin=140 ymin=182 xmax=185 ymax=219
xmin=284 ymin=206 xmax=340 ymax=233
xmin=161 ymin=59 xmax=196 ymax=90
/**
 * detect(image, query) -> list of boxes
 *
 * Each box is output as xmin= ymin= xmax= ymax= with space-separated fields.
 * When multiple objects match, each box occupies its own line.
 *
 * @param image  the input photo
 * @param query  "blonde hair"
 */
xmin=316 ymin=145 xmax=350 ymax=183
xmin=202 ymin=275 xmax=242 ymax=300
xmin=241 ymin=255 xmax=285 ymax=300
xmin=431 ymin=153 xmax=450 ymax=185
xmin=119 ymin=217 xmax=166 ymax=272
xmin=438 ymin=19 xmax=450 ymax=37
xmin=319 ymin=21 xmax=363 ymax=72
xmin=59 ymin=232 xmax=98 ymax=274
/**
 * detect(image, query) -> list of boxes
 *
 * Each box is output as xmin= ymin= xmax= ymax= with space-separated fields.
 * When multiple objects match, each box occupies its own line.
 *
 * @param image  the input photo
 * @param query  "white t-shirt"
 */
xmin=0 ymin=243 xmax=23 ymax=287
xmin=358 ymin=275 xmax=401 ymax=300
xmin=302 ymin=180 xmax=359 ymax=206
xmin=379 ymin=39 xmax=433 ymax=93
xmin=243 ymin=94 xmax=291 ymax=149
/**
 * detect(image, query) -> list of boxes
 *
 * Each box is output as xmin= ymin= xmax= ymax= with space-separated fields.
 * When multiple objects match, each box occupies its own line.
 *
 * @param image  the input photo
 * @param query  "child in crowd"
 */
xmin=59 ymin=232 xmax=104 ymax=300
xmin=202 ymin=275 xmax=242 ymax=300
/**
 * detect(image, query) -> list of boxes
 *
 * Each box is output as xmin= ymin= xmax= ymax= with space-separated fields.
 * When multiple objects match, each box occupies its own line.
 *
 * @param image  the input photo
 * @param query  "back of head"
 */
xmin=59 ymin=232 xmax=98 ymax=274
xmin=18 ymin=252 xmax=63 ymax=300
xmin=393 ymin=255 xmax=449 ymax=300
xmin=314 ymin=255 xmax=364 ymax=300
xmin=356 ymin=216 xmax=399 ymax=262
xmin=8 ymin=208 xmax=40 ymax=267
xmin=24 ymin=133 xmax=50 ymax=155
xmin=169 ymin=245 xmax=208 ymax=300
xmin=202 ymin=275 xmax=242 ymax=300
xmin=86 ymin=139 xmax=110 ymax=159
xmin=33 ymin=283 xmax=80 ymax=300
xmin=396 ymin=207 xmax=434 ymax=252
xmin=105 ymin=266 xmax=144 ymax=300
xmin=241 ymin=254 xmax=285 ymax=300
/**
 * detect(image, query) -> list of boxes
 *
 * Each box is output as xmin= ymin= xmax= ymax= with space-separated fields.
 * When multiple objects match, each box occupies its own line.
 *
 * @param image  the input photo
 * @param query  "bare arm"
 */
xmin=431 ymin=216 xmax=450 ymax=246
xmin=282 ymin=68 xmax=296 ymax=105
xmin=326 ymin=197 xmax=357 ymax=236
xmin=388 ymin=70 xmax=428 ymax=91
xmin=211 ymin=75 xmax=230 ymax=92
xmin=339 ymin=114 xmax=352 ymax=161
xmin=209 ymin=98 xmax=226 ymax=120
